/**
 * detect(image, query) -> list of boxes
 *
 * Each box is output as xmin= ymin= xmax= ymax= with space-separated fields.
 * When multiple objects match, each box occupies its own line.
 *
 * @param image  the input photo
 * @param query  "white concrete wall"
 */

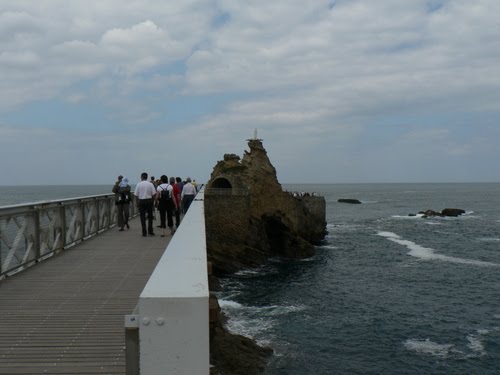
xmin=138 ymin=190 xmax=209 ymax=374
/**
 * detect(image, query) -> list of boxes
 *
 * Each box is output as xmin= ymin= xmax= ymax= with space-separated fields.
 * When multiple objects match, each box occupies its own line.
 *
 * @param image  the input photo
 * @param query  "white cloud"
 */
xmin=0 ymin=0 xmax=500 ymax=184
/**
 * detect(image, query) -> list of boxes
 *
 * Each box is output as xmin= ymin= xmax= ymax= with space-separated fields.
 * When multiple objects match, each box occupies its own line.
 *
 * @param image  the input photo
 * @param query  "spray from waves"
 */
xmin=377 ymin=231 xmax=500 ymax=267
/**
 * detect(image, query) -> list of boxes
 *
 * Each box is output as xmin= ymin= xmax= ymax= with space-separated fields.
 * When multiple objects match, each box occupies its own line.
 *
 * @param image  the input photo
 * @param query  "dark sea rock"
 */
xmin=210 ymin=325 xmax=273 ymax=375
xmin=441 ymin=208 xmax=466 ymax=217
xmin=417 ymin=208 xmax=466 ymax=217
xmin=338 ymin=198 xmax=362 ymax=204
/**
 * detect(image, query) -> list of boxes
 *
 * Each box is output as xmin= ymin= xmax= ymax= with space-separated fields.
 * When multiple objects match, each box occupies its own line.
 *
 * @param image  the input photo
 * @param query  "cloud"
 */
xmin=0 ymin=0 xmax=499 ymax=184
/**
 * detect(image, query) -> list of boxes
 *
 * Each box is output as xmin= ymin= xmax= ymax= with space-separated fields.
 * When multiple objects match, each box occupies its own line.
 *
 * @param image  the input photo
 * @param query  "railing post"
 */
xmin=96 ymin=197 xmax=100 ymax=233
xmin=81 ymin=200 xmax=86 ymax=238
xmin=60 ymin=203 xmax=67 ymax=249
xmin=34 ymin=206 xmax=41 ymax=259
xmin=125 ymin=314 xmax=140 ymax=375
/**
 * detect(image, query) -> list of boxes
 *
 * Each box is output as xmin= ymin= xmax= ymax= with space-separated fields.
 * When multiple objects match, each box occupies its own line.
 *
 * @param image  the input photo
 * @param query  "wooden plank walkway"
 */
xmin=0 ymin=217 xmax=171 ymax=374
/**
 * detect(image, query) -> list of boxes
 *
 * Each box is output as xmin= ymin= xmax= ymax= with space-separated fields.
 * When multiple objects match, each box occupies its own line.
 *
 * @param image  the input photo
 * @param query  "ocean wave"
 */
xmin=466 ymin=330 xmax=488 ymax=358
xmin=377 ymin=231 xmax=500 ymax=267
xmin=234 ymin=269 xmax=264 ymax=276
xmin=477 ymin=237 xmax=500 ymax=242
xmin=403 ymin=338 xmax=456 ymax=358
xmin=219 ymin=298 xmax=306 ymax=344
xmin=218 ymin=299 xmax=243 ymax=309
xmin=405 ymin=329 xmax=490 ymax=359
xmin=425 ymin=221 xmax=442 ymax=225
xmin=391 ymin=214 xmax=425 ymax=219
xmin=318 ymin=244 xmax=338 ymax=250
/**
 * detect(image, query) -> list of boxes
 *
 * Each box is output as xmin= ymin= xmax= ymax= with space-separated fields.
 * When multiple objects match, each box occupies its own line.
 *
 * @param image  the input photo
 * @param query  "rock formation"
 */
xmin=205 ymin=138 xmax=327 ymax=374
xmin=205 ymin=138 xmax=327 ymax=274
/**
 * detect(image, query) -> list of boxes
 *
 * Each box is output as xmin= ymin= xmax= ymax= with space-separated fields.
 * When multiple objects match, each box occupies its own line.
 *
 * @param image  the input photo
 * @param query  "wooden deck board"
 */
xmin=0 ymin=217 xmax=171 ymax=375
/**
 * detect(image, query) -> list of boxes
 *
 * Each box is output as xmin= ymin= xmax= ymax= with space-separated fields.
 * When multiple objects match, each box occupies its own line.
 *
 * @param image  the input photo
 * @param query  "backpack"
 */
xmin=159 ymin=186 xmax=173 ymax=205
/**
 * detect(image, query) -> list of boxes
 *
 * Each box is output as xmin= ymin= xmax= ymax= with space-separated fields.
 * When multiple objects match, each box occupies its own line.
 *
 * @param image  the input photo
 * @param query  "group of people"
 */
xmin=112 ymin=173 xmax=199 ymax=238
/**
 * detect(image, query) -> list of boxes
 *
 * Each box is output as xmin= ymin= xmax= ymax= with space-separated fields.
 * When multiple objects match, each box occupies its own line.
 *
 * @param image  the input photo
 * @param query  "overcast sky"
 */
xmin=1 ymin=0 xmax=499 ymax=185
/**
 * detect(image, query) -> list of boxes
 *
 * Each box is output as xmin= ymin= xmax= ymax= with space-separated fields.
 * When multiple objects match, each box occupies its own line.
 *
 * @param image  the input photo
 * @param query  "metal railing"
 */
xmin=0 ymin=194 xmax=137 ymax=278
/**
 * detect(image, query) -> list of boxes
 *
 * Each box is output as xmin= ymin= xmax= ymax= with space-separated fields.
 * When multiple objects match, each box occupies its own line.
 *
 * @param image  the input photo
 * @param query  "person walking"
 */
xmin=181 ymin=177 xmax=197 ymax=214
xmin=112 ymin=176 xmax=131 ymax=231
xmin=170 ymin=176 xmax=181 ymax=230
xmin=156 ymin=175 xmax=175 ymax=237
xmin=134 ymin=172 xmax=157 ymax=237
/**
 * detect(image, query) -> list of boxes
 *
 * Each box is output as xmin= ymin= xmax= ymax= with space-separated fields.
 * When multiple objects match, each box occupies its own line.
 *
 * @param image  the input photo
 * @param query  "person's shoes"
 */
xmin=119 ymin=228 xmax=124 ymax=231
xmin=148 ymin=232 xmax=155 ymax=236
xmin=170 ymin=228 xmax=175 ymax=235
xmin=126 ymin=223 xmax=130 ymax=229
xmin=160 ymin=235 xmax=165 ymax=237
xmin=142 ymin=234 xmax=147 ymax=237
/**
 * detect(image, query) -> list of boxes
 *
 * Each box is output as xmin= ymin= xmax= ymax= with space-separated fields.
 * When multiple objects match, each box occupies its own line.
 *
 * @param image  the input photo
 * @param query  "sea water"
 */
xmin=0 ymin=185 xmax=111 ymax=207
xmin=2 ymin=183 xmax=499 ymax=374
xmin=217 ymin=183 xmax=500 ymax=375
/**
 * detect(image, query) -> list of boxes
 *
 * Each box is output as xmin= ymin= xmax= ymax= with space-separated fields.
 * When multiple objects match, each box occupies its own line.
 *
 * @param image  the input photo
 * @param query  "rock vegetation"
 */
xmin=205 ymin=138 xmax=327 ymax=374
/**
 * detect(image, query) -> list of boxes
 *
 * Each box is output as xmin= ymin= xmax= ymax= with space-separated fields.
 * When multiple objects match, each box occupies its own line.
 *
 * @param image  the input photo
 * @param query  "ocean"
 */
xmin=217 ymin=183 xmax=500 ymax=375
xmin=0 ymin=185 xmax=112 ymax=207
xmin=1 ymin=183 xmax=499 ymax=374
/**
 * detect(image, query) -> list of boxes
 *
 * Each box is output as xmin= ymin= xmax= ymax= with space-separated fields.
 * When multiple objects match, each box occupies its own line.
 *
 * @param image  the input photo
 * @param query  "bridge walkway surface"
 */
xmin=0 ymin=216 xmax=171 ymax=374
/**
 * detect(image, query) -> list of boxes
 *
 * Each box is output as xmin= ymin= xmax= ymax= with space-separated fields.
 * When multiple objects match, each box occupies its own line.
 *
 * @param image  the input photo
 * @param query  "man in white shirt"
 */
xmin=181 ymin=177 xmax=197 ymax=214
xmin=134 ymin=172 xmax=157 ymax=237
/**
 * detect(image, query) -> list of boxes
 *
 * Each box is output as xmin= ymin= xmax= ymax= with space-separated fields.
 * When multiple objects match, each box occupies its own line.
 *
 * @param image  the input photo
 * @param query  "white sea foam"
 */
xmin=319 ymin=245 xmax=338 ymax=250
xmin=391 ymin=214 xmax=425 ymax=219
xmin=220 ymin=300 xmax=305 ymax=345
xmin=466 ymin=330 xmax=489 ymax=357
xmin=404 ymin=338 xmax=455 ymax=358
xmin=377 ymin=231 xmax=500 ymax=267
xmin=218 ymin=299 xmax=243 ymax=309
xmin=234 ymin=269 xmax=263 ymax=276
xmin=425 ymin=221 xmax=442 ymax=225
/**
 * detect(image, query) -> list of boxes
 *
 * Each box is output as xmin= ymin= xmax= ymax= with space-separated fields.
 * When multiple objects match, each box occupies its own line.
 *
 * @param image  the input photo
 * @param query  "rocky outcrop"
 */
xmin=205 ymin=138 xmax=327 ymax=374
xmin=205 ymin=138 xmax=327 ymax=274
xmin=338 ymin=198 xmax=362 ymax=204
xmin=441 ymin=208 xmax=466 ymax=217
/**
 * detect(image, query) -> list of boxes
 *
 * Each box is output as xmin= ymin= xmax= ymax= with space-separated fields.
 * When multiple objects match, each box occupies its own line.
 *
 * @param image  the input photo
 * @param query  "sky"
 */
xmin=1 ymin=0 xmax=499 ymax=185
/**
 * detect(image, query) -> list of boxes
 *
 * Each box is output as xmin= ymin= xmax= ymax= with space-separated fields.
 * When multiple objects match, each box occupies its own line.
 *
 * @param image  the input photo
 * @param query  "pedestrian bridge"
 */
xmin=0 ymin=191 xmax=209 ymax=374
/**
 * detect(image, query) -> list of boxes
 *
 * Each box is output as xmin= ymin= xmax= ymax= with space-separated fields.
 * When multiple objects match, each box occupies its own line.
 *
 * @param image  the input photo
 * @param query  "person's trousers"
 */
xmin=116 ymin=203 xmax=129 ymax=229
xmin=138 ymin=199 xmax=154 ymax=235
xmin=182 ymin=195 xmax=195 ymax=214
xmin=174 ymin=208 xmax=181 ymax=227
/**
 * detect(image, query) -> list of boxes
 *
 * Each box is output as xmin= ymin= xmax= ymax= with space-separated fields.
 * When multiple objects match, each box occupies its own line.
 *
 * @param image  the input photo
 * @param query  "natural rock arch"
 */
xmin=211 ymin=177 xmax=232 ymax=189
